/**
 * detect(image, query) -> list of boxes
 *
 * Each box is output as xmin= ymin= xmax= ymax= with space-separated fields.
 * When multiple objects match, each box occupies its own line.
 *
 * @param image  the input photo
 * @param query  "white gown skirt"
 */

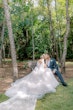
xmin=0 ymin=66 xmax=59 ymax=110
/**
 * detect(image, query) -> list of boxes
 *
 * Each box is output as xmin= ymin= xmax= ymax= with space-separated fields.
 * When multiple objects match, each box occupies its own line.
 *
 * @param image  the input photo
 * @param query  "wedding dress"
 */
xmin=0 ymin=59 xmax=59 ymax=110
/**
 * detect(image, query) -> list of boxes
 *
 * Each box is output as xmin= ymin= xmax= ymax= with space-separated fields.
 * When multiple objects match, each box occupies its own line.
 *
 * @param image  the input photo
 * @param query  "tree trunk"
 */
xmin=31 ymin=8 xmax=35 ymax=61
xmin=2 ymin=0 xmax=18 ymax=81
xmin=54 ymin=0 xmax=61 ymax=63
xmin=61 ymin=0 xmax=70 ymax=73
xmin=47 ymin=0 xmax=55 ymax=57
xmin=26 ymin=30 xmax=29 ymax=43
xmin=32 ymin=28 xmax=35 ymax=61
xmin=2 ymin=44 xmax=5 ymax=62
xmin=0 ymin=22 xmax=5 ymax=67
xmin=55 ymin=39 xmax=59 ymax=62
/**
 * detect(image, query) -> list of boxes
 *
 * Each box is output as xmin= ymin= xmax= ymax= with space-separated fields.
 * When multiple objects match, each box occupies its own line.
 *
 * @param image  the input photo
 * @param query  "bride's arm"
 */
xmin=44 ymin=63 xmax=47 ymax=68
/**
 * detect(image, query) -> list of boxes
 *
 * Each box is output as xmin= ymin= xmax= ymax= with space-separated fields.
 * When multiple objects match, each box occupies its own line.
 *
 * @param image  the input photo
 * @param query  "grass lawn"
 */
xmin=0 ymin=94 xmax=9 ymax=103
xmin=35 ymin=78 xmax=73 ymax=110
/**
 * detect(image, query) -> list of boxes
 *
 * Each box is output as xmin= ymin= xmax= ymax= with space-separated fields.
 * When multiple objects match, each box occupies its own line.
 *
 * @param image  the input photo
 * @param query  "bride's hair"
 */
xmin=40 ymin=54 xmax=50 ymax=60
xmin=40 ymin=54 xmax=45 ymax=59
xmin=37 ymin=59 xmax=44 ymax=68
xmin=38 ymin=59 xmax=43 ymax=64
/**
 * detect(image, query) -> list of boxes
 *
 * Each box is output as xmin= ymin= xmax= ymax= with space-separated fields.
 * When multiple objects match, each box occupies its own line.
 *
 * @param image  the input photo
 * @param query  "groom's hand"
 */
xmin=52 ymin=69 xmax=57 ymax=74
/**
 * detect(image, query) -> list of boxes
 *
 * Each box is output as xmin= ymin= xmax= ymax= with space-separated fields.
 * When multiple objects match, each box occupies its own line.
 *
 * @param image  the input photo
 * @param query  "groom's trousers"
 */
xmin=54 ymin=69 xmax=65 ymax=84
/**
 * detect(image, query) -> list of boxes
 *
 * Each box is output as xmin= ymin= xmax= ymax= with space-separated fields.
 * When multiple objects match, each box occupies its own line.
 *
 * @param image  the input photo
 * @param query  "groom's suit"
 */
xmin=47 ymin=58 xmax=67 ymax=86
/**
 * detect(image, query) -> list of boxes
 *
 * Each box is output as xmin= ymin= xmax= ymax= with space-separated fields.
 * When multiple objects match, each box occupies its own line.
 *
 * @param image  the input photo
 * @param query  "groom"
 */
xmin=44 ymin=54 xmax=67 ymax=87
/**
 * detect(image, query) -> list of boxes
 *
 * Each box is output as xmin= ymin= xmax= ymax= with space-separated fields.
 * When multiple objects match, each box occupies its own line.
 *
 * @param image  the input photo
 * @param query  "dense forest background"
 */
xmin=0 ymin=0 xmax=73 ymax=60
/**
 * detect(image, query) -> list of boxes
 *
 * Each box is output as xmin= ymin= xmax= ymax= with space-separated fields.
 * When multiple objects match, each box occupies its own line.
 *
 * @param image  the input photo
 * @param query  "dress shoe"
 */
xmin=62 ymin=82 xmax=68 ymax=86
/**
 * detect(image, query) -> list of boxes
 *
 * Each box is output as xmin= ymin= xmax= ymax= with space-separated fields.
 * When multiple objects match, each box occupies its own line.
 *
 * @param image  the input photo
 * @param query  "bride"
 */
xmin=0 ymin=57 xmax=59 ymax=110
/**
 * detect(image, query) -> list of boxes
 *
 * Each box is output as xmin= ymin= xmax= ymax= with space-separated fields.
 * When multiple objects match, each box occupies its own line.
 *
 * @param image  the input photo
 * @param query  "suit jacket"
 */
xmin=47 ymin=58 xmax=59 ymax=70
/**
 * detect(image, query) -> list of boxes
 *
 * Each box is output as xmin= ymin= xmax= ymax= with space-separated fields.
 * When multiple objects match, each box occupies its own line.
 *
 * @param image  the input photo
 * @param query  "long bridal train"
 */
xmin=0 ymin=59 xmax=59 ymax=110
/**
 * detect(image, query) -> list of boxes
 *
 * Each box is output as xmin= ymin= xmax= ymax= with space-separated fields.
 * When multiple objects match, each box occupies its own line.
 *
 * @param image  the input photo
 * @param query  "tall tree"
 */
xmin=61 ymin=0 xmax=70 ymax=73
xmin=0 ymin=22 xmax=5 ymax=67
xmin=54 ymin=0 xmax=62 ymax=62
xmin=46 ymin=0 xmax=55 ymax=57
xmin=2 ymin=0 xmax=18 ymax=81
xmin=31 ymin=11 xmax=35 ymax=61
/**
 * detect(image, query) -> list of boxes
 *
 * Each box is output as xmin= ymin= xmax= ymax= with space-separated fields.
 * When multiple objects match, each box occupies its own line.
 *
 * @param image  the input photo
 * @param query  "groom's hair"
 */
xmin=44 ymin=54 xmax=50 ymax=60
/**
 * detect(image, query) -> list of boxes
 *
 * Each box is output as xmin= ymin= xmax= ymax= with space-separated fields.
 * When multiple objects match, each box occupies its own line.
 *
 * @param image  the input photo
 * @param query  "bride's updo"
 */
xmin=40 ymin=54 xmax=45 ymax=59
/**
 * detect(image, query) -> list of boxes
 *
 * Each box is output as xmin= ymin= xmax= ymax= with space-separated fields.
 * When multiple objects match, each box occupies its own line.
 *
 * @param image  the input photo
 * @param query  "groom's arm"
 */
xmin=48 ymin=58 xmax=59 ymax=70
xmin=53 ymin=59 xmax=59 ymax=70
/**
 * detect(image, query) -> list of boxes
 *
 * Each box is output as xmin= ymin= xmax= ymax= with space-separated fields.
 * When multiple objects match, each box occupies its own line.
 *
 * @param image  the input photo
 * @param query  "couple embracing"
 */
xmin=40 ymin=53 xmax=67 ymax=87
xmin=0 ymin=53 xmax=67 ymax=110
